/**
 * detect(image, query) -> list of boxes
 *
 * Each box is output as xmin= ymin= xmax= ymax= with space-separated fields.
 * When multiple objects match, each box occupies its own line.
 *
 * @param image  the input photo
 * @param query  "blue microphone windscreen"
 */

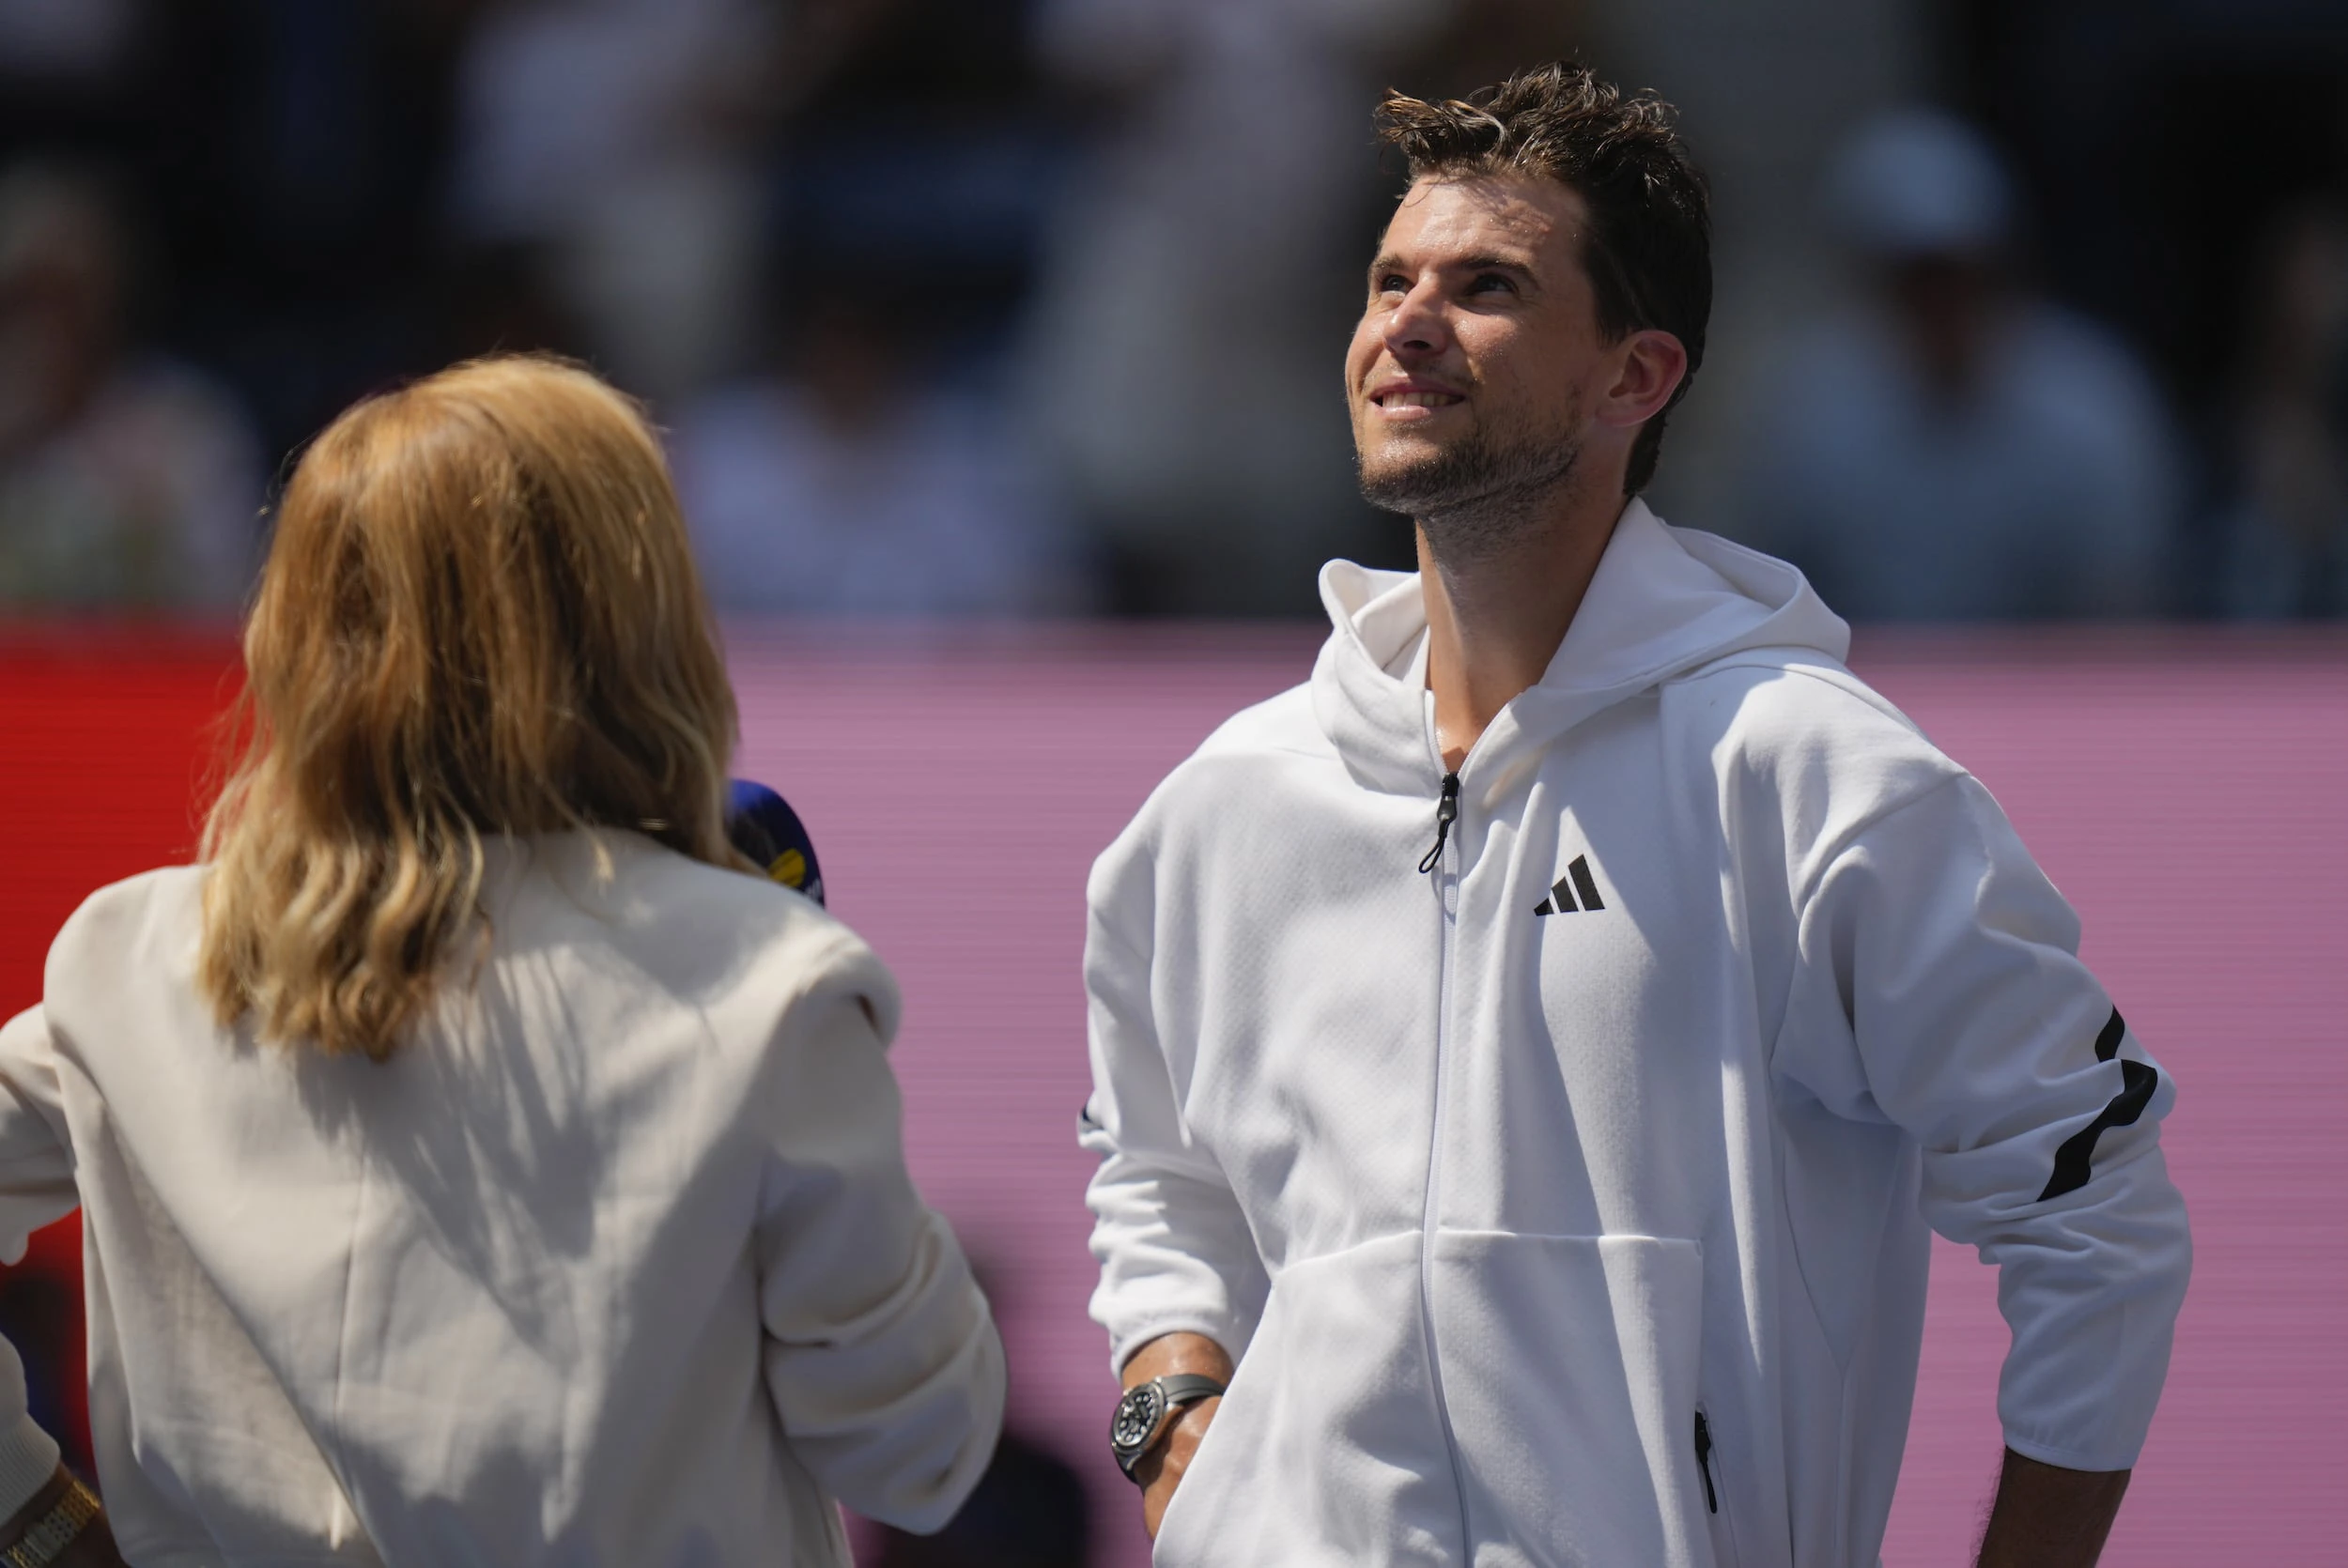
xmin=726 ymin=779 xmax=826 ymax=906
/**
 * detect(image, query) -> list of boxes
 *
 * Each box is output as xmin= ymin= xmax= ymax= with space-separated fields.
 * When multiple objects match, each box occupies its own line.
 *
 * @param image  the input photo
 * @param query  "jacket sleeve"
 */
xmin=0 ymin=1007 xmax=74 ymax=1516
xmin=1773 ymin=775 xmax=2190 ymax=1472
xmin=1080 ymin=882 xmax=1270 ymax=1376
xmin=754 ymin=977 xmax=1005 ymax=1534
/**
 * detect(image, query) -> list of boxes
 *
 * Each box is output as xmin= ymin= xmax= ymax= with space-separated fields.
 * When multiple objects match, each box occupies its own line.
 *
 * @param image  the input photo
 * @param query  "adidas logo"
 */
xmin=1533 ymin=855 xmax=1606 ymax=916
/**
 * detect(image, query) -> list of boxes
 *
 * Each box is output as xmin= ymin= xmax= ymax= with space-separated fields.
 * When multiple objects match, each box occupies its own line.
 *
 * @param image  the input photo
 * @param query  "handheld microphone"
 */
xmin=726 ymin=779 xmax=826 ymax=906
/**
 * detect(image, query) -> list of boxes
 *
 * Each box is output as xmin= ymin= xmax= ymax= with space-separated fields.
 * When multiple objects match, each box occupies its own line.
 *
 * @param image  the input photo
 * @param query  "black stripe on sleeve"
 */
xmin=2093 ymin=1007 xmax=2126 ymax=1062
xmin=2037 ymin=1008 xmax=2156 ymax=1203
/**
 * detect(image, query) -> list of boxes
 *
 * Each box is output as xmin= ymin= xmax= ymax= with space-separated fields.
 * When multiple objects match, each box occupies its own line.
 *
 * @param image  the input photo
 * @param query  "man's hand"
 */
xmin=0 ymin=1463 xmax=128 ymax=1567
xmin=1975 ymin=1448 xmax=2130 ymax=1568
xmin=1134 ymin=1394 xmax=1220 ymax=1539
xmin=1122 ymin=1330 xmax=1234 ymax=1540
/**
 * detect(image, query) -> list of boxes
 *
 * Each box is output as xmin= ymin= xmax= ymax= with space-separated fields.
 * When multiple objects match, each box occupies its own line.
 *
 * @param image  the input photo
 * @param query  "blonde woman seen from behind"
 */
xmin=0 ymin=356 xmax=1005 ymax=1564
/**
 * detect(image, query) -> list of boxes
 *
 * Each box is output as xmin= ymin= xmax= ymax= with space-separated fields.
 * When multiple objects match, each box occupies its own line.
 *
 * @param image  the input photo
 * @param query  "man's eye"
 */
xmin=1375 ymin=275 xmax=1410 ymax=295
xmin=1467 ymin=274 xmax=1518 ymax=295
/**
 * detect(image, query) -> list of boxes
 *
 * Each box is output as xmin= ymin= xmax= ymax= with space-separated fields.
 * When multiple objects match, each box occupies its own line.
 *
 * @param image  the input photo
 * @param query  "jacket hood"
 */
xmin=1309 ymin=500 xmax=1850 ymax=799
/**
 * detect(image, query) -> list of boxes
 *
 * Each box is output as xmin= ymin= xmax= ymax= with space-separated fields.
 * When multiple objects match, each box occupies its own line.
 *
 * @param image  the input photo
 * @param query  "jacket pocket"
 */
xmin=1151 ymin=1234 xmax=1460 ymax=1568
xmin=1427 ymin=1232 xmax=1718 ymax=1567
xmin=1694 ymin=1405 xmax=1741 ymax=1566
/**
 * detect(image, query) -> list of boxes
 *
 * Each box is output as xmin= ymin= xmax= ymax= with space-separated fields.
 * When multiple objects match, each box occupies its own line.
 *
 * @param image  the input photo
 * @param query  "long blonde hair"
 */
xmin=200 ymin=355 xmax=741 ymax=1059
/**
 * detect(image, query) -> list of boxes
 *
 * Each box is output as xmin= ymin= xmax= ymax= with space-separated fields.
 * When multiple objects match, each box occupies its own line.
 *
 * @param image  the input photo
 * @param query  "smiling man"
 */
xmin=1078 ymin=64 xmax=2190 ymax=1568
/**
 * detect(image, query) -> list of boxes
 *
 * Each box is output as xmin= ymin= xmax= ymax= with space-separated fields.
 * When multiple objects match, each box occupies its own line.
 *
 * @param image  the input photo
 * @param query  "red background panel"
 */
xmin=0 ymin=632 xmax=240 ymax=1006
xmin=3 ymin=627 xmax=2343 ymax=1564
xmin=0 ymin=629 xmax=242 ymax=1474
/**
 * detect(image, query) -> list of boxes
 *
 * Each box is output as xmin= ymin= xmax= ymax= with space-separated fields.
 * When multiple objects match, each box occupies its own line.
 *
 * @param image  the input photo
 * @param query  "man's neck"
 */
xmin=1418 ymin=490 xmax=1626 ymax=773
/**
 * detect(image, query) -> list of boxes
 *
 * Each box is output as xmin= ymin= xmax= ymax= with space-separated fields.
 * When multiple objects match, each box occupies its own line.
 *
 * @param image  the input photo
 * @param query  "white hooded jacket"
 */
xmin=1080 ymin=501 xmax=2189 ymax=1567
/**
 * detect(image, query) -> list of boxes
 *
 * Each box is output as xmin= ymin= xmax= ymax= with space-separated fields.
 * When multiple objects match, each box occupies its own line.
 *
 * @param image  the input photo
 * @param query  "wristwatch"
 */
xmin=1108 ymin=1373 xmax=1227 ymax=1482
xmin=0 ymin=1475 xmax=101 ymax=1568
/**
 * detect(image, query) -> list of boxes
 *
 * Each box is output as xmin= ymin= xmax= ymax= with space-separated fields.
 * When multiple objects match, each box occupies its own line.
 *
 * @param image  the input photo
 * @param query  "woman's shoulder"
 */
xmin=46 ymin=864 xmax=208 ymax=985
xmin=36 ymin=867 xmax=214 ymax=1074
xmin=518 ymin=833 xmax=904 ymax=1047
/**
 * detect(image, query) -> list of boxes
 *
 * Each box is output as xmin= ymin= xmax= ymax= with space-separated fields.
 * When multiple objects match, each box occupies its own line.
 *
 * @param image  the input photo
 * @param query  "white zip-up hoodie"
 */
xmin=1080 ymin=501 xmax=2190 ymax=1568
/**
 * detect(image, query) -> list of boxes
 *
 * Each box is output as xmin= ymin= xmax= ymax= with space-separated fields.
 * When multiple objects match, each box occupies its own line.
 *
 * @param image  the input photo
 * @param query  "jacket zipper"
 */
xmin=1416 ymin=771 xmax=1475 ymax=1555
xmin=1693 ymin=1409 xmax=1719 ymax=1514
xmin=1417 ymin=772 xmax=1460 ymax=874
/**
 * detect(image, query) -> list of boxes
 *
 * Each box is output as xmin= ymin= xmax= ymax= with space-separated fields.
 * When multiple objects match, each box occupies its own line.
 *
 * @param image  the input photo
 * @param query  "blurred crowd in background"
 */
xmin=3 ymin=0 xmax=2346 ymax=627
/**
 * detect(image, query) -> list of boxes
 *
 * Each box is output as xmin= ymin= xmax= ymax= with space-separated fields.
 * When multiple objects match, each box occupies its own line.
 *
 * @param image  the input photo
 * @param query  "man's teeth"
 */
xmin=1383 ymin=391 xmax=1458 ymax=408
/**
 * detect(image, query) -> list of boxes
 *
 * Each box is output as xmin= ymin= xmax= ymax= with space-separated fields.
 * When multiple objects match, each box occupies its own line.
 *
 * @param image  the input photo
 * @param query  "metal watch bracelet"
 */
xmin=2 ymin=1478 xmax=100 ymax=1568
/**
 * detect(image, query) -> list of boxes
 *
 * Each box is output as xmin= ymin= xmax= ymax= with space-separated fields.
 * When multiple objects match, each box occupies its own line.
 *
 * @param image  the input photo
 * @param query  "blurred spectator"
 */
xmin=2212 ymin=201 xmax=2348 ymax=619
xmin=866 ymin=1428 xmax=1092 ymax=1568
xmin=0 ymin=162 xmax=263 ymax=613
xmin=670 ymin=278 xmax=1091 ymax=617
xmin=0 ymin=0 xmax=143 ymax=149
xmin=774 ymin=0 xmax=1069 ymax=361
xmin=447 ymin=0 xmax=787 ymax=407
xmin=1734 ymin=110 xmax=2181 ymax=622
xmin=0 ymin=0 xmax=136 ymax=80
xmin=0 ymin=1262 xmax=83 ymax=1475
xmin=58 ymin=3 xmax=477 ymax=468
xmin=857 ymin=1248 xmax=1095 ymax=1566
xmin=1018 ymin=0 xmax=1457 ymax=616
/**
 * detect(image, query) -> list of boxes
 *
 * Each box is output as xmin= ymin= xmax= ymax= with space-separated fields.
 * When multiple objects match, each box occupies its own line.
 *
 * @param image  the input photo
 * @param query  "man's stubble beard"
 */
xmin=1355 ymin=404 xmax=1583 ymax=572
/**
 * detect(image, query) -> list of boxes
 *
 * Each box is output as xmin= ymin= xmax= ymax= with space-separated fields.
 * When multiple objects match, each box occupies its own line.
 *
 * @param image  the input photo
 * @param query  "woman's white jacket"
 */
xmin=1081 ymin=501 xmax=2191 ymax=1567
xmin=0 ymin=831 xmax=1003 ymax=1563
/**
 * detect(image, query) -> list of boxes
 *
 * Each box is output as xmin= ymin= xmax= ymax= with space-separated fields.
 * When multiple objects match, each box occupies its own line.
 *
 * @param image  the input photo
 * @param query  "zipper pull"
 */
xmin=1693 ymin=1410 xmax=1719 ymax=1514
xmin=1417 ymin=772 xmax=1461 ymax=875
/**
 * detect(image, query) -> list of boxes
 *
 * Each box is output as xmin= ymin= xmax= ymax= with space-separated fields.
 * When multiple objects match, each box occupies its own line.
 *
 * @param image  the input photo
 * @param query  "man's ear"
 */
xmin=1595 ymin=329 xmax=1689 ymax=433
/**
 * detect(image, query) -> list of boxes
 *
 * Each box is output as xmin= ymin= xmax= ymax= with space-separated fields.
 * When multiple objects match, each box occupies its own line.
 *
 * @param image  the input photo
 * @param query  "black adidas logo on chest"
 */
xmin=1533 ymin=854 xmax=1606 ymax=916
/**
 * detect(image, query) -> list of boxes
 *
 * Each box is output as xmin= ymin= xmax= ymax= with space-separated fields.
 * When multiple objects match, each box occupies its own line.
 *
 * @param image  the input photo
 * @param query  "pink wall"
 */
xmin=3 ymin=628 xmax=2334 ymax=1562
xmin=727 ymin=628 xmax=2348 ymax=1566
xmin=727 ymin=628 xmax=1307 ymax=1565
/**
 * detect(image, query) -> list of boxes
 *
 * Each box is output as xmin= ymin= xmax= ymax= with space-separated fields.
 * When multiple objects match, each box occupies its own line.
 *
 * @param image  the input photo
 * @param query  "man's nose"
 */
xmin=1383 ymin=280 xmax=1450 ymax=359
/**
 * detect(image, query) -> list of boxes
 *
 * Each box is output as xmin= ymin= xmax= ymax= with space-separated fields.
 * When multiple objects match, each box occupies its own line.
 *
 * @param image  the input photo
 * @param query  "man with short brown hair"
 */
xmin=1082 ymin=63 xmax=2188 ymax=1566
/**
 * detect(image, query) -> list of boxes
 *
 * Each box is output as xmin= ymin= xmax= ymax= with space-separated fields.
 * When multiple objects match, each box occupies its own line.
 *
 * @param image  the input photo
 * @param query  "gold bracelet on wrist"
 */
xmin=1 ymin=1478 xmax=100 ymax=1568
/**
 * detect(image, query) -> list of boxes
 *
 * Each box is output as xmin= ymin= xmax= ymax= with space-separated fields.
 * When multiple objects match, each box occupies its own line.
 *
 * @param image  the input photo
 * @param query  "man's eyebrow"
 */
xmin=1366 ymin=253 xmax=1542 ymax=286
xmin=1454 ymin=254 xmax=1539 ymax=282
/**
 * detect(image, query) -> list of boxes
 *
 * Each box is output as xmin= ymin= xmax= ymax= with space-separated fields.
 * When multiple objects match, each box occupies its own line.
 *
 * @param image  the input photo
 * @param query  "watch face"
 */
xmin=1110 ymin=1381 xmax=1167 ymax=1458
